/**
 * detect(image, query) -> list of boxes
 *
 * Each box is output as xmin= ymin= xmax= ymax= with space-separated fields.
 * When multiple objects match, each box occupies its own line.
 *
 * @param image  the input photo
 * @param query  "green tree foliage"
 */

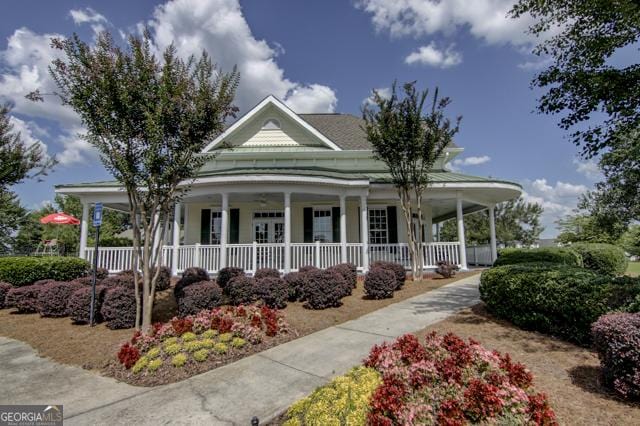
xmin=0 ymin=191 xmax=27 ymax=254
xmin=14 ymin=195 xmax=128 ymax=256
xmin=440 ymin=197 xmax=543 ymax=246
xmin=38 ymin=31 xmax=239 ymax=329
xmin=556 ymin=212 xmax=626 ymax=245
xmin=511 ymin=0 xmax=640 ymax=158
xmin=619 ymin=225 xmax=640 ymax=257
xmin=363 ymin=82 xmax=460 ymax=279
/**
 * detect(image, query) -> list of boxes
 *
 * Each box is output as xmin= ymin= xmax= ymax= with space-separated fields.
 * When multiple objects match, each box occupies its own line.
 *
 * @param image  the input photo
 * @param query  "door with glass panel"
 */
xmin=253 ymin=211 xmax=284 ymax=269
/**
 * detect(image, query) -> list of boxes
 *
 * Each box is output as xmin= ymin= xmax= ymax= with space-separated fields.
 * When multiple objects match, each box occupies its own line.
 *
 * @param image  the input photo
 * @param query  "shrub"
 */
xmin=174 ymin=267 xmax=210 ymax=299
xmin=284 ymin=366 xmax=382 ymax=426
xmin=37 ymin=281 xmax=83 ymax=317
xmin=172 ymin=353 xmax=187 ymax=367
xmin=227 ymin=276 xmax=257 ymax=305
xmin=213 ymin=342 xmax=228 ymax=354
xmin=592 ymin=312 xmax=640 ymax=400
xmin=435 ymin=260 xmax=459 ymax=279
xmin=0 ymin=256 xmax=91 ymax=287
xmin=177 ymin=281 xmax=223 ymax=317
xmin=480 ymin=264 xmax=640 ymax=345
xmin=255 ymin=276 xmax=288 ymax=309
xmin=216 ymin=267 xmax=244 ymax=293
xmin=193 ymin=349 xmax=209 ymax=362
xmin=327 ymin=263 xmax=357 ymax=289
xmin=32 ymin=279 xmax=56 ymax=286
xmin=493 ymin=247 xmax=582 ymax=267
xmin=164 ymin=343 xmax=182 ymax=355
xmin=67 ymin=285 xmax=108 ymax=324
xmin=91 ymin=267 xmax=109 ymax=280
xmin=283 ymin=272 xmax=308 ymax=302
xmin=571 ymin=243 xmax=628 ymax=276
xmin=302 ymin=269 xmax=347 ymax=309
xmin=370 ymin=261 xmax=406 ymax=289
xmin=132 ymin=356 xmax=149 ymax=374
xmin=364 ymin=268 xmax=397 ymax=299
xmin=298 ymin=265 xmax=318 ymax=273
xmin=151 ymin=266 xmax=171 ymax=291
xmin=253 ymin=268 xmax=280 ymax=280
xmin=231 ymin=337 xmax=246 ymax=349
xmin=147 ymin=358 xmax=162 ymax=372
xmin=5 ymin=285 xmax=41 ymax=313
xmin=101 ymin=286 xmax=137 ymax=329
xmin=363 ymin=333 xmax=556 ymax=425
xmin=117 ymin=342 xmax=140 ymax=369
xmin=101 ymin=275 xmax=134 ymax=289
xmin=0 ymin=282 xmax=11 ymax=309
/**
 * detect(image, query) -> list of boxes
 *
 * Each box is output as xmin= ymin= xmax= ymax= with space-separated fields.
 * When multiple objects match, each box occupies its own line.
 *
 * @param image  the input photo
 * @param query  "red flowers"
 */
xmin=117 ymin=343 xmax=140 ymax=369
xmin=170 ymin=317 xmax=193 ymax=335
xmin=364 ymin=333 xmax=558 ymax=425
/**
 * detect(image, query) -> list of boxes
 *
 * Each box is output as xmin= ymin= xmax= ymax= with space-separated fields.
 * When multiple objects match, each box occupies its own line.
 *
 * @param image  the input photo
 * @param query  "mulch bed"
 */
xmin=419 ymin=304 xmax=640 ymax=425
xmin=0 ymin=271 xmax=475 ymax=385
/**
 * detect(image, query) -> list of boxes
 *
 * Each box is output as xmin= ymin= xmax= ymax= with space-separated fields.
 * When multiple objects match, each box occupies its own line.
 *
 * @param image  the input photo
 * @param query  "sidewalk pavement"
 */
xmin=0 ymin=273 xmax=481 ymax=425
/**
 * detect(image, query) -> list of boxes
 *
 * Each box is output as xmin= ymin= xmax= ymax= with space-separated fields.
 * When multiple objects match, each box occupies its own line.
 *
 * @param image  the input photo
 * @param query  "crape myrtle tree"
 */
xmin=511 ymin=0 xmax=640 ymax=224
xmin=363 ymin=82 xmax=460 ymax=279
xmin=440 ymin=197 xmax=544 ymax=247
xmin=34 ymin=31 xmax=239 ymax=330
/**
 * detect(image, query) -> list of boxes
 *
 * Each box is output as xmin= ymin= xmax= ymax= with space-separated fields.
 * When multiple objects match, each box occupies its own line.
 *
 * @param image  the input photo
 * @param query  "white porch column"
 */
xmin=360 ymin=194 xmax=369 ymax=271
xmin=456 ymin=193 xmax=468 ymax=270
xmin=220 ymin=193 xmax=229 ymax=269
xmin=79 ymin=201 xmax=89 ymax=259
xmin=424 ymin=204 xmax=434 ymax=243
xmin=488 ymin=204 xmax=498 ymax=263
xmin=284 ymin=192 xmax=291 ymax=272
xmin=340 ymin=194 xmax=347 ymax=263
xmin=171 ymin=202 xmax=181 ymax=276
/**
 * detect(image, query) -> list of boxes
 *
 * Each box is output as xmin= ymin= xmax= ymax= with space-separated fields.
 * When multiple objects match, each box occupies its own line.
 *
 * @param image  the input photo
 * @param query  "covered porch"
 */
xmin=62 ymin=175 xmax=518 ymax=275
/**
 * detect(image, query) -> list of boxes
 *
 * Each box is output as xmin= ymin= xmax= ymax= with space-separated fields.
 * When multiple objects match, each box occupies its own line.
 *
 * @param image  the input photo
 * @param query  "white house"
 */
xmin=56 ymin=95 xmax=521 ymax=275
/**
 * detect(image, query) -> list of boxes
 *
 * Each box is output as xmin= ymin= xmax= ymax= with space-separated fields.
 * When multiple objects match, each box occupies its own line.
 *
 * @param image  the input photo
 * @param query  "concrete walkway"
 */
xmin=0 ymin=274 xmax=480 ymax=425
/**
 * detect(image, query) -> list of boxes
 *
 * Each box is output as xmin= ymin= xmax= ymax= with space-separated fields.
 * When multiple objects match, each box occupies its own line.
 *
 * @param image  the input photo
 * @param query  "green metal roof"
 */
xmin=55 ymin=168 xmax=521 ymax=189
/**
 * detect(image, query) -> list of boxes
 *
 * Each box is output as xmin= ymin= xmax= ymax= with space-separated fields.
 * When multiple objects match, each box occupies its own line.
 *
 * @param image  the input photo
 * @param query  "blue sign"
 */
xmin=93 ymin=203 xmax=103 ymax=227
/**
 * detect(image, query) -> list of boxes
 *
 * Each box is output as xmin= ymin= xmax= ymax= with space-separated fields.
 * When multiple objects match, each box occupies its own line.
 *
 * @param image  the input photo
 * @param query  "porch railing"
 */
xmin=466 ymin=244 xmax=493 ymax=266
xmin=85 ymin=241 xmax=462 ymax=274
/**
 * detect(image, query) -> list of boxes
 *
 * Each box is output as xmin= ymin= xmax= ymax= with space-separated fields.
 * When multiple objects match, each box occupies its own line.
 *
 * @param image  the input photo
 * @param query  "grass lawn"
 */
xmin=627 ymin=261 xmax=640 ymax=277
xmin=0 ymin=271 xmax=477 ymax=375
xmin=420 ymin=304 xmax=640 ymax=425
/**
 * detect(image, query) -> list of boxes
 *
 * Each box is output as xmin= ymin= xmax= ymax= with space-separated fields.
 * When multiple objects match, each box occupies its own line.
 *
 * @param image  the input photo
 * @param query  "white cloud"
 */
xmin=573 ymin=158 xmax=602 ymax=180
xmin=69 ymin=8 xmax=107 ymax=25
xmin=522 ymin=178 xmax=589 ymax=236
xmin=356 ymin=0 xmax=537 ymax=47
xmin=405 ymin=43 xmax=462 ymax=68
xmin=8 ymin=115 xmax=51 ymax=161
xmin=147 ymin=0 xmax=337 ymax=113
xmin=454 ymin=155 xmax=491 ymax=166
xmin=517 ymin=56 xmax=553 ymax=71
xmin=362 ymin=87 xmax=392 ymax=106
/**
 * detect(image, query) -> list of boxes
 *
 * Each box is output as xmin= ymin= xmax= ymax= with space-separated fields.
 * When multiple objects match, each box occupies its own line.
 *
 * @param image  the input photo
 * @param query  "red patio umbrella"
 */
xmin=40 ymin=212 xmax=80 ymax=225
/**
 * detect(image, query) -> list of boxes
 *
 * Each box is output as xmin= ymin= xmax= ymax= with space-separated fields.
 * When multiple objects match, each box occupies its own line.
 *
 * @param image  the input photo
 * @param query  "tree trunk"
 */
xmin=414 ymin=188 xmax=425 ymax=280
xmin=398 ymin=187 xmax=418 ymax=280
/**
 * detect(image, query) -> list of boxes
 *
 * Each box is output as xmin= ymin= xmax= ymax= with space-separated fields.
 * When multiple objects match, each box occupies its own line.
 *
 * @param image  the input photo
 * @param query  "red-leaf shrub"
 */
xmin=37 ymin=281 xmax=83 ymax=317
xmin=117 ymin=342 xmax=140 ymax=369
xmin=255 ymin=276 xmax=288 ymax=309
xmin=174 ymin=267 xmax=210 ymax=299
xmin=283 ymin=271 xmax=308 ymax=301
xmin=71 ymin=276 xmax=95 ymax=286
xmin=101 ymin=275 xmax=134 ymax=289
xmin=592 ymin=312 xmax=640 ymax=400
xmin=91 ymin=267 xmax=109 ymax=280
xmin=253 ymin=268 xmax=280 ymax=280
xmin=364 ymin=268 xmax=397 ymax=299
xmin=327 ymin=263 xmax=357 ymax=289
xmin=5 ymin=285 xmax=41 ymax=313
xmin=435 ymin=260 xmax=459 ymax=278
xmin=177 ymin=281 xmax=223 ymax=316
xmin=32 ymin=279 xmax=56 ymax=286
xmin=151 ymin=266 xmax=171 ymax=291
xmin=67 ymin=285 xmax=107 ymax=324
xmin=101 ymin=287 xmax=137 ymax=329
xmin=216 ymin=267 xmax=244 ymax=293
xmin=370 ymin=261 xmax=406 ymax=289
xmin=228 ymin=275 xmax=257 ymax=306
xmin=0 ymin=282 xmax=11 ymax=309
xmin=302 ymin=269 xmax=347 ymax=309
xmin=298 ymin=265 xmax=318 ymax=273
xmin=170 ymin=317 xmax=193 ymax=335
xmin=364 ymin=333 xmax=557 ymax=425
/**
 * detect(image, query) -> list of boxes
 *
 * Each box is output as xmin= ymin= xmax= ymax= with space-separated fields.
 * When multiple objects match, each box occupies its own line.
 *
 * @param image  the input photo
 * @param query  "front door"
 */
xmin=253 ymin=214 xmax=284 ymax=243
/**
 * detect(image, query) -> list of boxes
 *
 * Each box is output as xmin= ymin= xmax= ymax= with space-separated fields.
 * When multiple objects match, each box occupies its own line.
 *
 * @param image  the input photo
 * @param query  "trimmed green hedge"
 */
xmin=570 ymin=243 xmax=628 ymax=276
xmin=493 ymin=247 xmax=582 ymax=267
xmin=0 ymin=256 xmax=91 ymax=287
xmin=480 ymin=263 xmax=640 ymax=345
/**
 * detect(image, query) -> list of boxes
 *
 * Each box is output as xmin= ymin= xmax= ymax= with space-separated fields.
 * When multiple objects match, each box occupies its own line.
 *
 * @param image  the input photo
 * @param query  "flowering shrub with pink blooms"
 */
xmin=592 ymin=312 xmax=640 ymax=400
xmin=362 ymin=333 xmax=557 ymax=425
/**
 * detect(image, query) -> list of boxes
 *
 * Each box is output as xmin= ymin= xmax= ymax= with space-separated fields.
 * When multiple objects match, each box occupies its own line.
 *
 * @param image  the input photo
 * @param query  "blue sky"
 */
xmin=1 ymin=0 xmax=602 ymax=237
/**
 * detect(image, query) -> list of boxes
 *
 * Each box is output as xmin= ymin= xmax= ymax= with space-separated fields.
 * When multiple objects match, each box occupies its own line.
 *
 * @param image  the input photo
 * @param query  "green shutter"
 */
xmin=200 ymin=209 xmax=211 ymax=244
xmin=229 ymin=208 xmax=240 ymax=243
xmin=387 ymin=206 xmax=398 ymax=243
xmin=303 ymin=207 xmax=313 ymax=242
xmin=332 ymin=206 xmax=340 ymax=242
